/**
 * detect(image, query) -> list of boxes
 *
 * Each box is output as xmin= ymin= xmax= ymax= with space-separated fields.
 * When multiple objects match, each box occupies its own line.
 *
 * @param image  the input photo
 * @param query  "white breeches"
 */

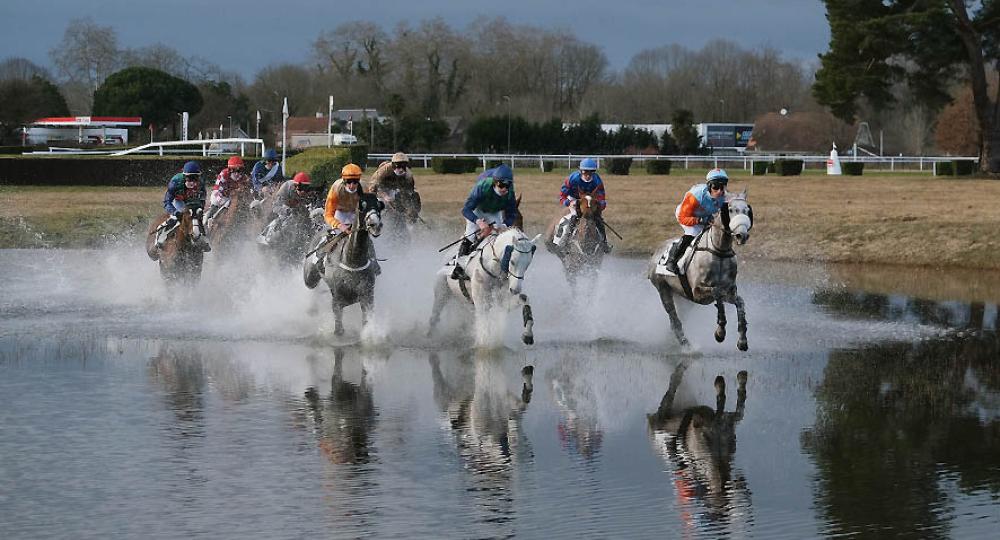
xmin=210 ymin=191 xmax=229 ymax=207
xmin=464 ymin=209 xmax=504 ymax=236
xmin=675 ymin=203 xmax=705 ymax=236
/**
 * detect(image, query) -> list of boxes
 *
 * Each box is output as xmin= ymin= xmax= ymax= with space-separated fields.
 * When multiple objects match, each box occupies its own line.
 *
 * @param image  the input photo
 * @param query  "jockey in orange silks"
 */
xmin=663 ymin=168 xmax=728 ymax=274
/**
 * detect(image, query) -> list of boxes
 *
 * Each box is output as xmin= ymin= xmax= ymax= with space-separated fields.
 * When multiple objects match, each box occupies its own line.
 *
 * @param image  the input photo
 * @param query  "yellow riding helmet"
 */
xmin=341 ymin=163 xmax=363 ymax=180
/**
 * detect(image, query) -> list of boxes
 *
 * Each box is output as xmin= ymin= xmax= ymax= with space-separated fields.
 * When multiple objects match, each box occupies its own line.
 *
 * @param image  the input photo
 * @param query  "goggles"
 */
xmin=344 ymin=178 xmax=361 ymax=184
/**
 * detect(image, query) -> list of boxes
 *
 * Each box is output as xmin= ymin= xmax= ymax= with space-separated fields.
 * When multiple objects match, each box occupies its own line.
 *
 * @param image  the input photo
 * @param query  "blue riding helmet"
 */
xmin=182 ymin=161 xmax=201 ymax=175
xmin=263 ymin=148 xmax=278 ymax=161
xmin=492 ymin=163 xmax=514 ymax=183
xmin=579 ymin=157 xmax=598 ymax=171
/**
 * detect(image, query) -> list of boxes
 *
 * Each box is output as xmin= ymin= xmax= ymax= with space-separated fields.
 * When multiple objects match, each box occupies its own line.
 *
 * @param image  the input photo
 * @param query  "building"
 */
xmin=24 ymin=116 xmax=142 ymax=145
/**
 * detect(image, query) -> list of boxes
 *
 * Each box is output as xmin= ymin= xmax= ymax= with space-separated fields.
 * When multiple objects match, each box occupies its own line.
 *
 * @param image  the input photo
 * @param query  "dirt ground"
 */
xmin=3 ymin=170 xmax=1000 ymax=269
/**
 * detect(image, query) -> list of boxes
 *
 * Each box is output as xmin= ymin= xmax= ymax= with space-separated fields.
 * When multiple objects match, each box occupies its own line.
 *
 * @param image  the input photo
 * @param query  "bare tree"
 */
xmin=0 ymin=57 xmax=52 ymax=81
xmin=49 ymin=18 xmax=121 ymax=91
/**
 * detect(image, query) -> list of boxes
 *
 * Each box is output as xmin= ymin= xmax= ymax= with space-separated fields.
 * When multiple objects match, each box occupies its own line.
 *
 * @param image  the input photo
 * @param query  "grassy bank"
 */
xmin=3 ymin=170 xmax=999 ymax=269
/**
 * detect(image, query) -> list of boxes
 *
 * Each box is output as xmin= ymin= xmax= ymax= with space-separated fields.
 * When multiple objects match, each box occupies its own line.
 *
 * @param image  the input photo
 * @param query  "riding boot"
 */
xmin=194 ymin=212 xmax=211 ymax=252
xmin=664 ymin=235 xmax=693 ymax=275
xmin=555 ymin=215 xmax=577 ymax=247
xmin=155 ymin=216 xmax=178 ymax=248
xmin=597 ymin=220 xmax=612 ymax=253
xmin=451 ymin=238 xmax=473 ymax=280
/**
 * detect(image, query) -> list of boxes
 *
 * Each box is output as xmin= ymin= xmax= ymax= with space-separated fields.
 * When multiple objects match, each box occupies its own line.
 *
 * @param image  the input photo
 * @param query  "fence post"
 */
xmin=685 ymin=156 xmax=689 ymax=169
xmin=891 ymin=157 xmax=894 ymax=171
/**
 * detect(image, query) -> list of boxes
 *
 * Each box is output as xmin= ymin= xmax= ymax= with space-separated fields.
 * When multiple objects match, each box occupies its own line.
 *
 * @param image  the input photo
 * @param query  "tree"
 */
xmin=49 ymin=18 xmax=120 ymax=91
xmin=0 ymin=76 xmax=70 ymax=144
xmin=670 ymin=109 xmax=704 ymax=154
xmin=814 ymin=1 xmax=999 ymax=173
xmin=935 ymin=84 xmax=986 ymax=155
xmin=92 ymin=67 xmax=202 ymax=138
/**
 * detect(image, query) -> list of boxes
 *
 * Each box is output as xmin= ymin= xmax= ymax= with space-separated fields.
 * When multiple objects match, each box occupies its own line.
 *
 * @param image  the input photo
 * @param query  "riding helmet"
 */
xmin=706 ymin=168 xmax=729 ymax=189
xmin=341 ymin=163 xmax=363 ymax=180
xmin=182 ymin=161 xmax=201 ymax=175
xmin=263 ymin=148 xmax=278 ymax=161
xmin=292 ymin=172 xmax=311 ymax=185
xmin=391 ymin=152 xmax=409 ymax=164
xmin=227 ymin=156 xmax=244 ymax=169
xmin=579 ymin=157 xmax=598 ymax=171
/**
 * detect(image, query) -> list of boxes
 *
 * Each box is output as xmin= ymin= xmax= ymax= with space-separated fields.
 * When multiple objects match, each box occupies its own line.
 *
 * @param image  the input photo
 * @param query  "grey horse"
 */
xmin=648 ymin=190 xmax=753 ymax=350
xmin=304 ymin=193 xmax=384 ymax=335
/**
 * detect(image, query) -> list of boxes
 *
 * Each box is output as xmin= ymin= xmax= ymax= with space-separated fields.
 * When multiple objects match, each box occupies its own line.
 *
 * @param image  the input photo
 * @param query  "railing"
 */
xmin=368 ymin=153 xmax=979 ymax=174
xmin=26 ymin=138 xmax=265 ymax=158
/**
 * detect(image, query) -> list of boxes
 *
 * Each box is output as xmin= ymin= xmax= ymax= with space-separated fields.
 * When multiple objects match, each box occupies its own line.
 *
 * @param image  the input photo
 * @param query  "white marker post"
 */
xmin=328 ymin=96 xmax=334 ymax=148
xmin=826 ymin=142 xmax=842 ymax=175
xmin=281 ymin=97 xmax=289 ymax=176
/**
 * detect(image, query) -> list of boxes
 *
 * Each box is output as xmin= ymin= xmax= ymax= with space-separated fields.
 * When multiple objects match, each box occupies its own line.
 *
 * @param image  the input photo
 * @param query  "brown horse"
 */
xmin=145 ymin=209 xmax=205 ymax=282
xmin=544 ymin=195 xmax=606 ymax=284
xmin=205 ymin=181 xmax=255 ymax=253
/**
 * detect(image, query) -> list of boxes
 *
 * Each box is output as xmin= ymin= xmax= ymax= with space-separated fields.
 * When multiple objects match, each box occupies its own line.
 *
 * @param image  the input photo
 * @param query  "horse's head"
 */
xmin=721 ymin=189 xmax=753 ymax=245
xmin=358 ymin=192 xmax=384 ymax=237
xmin=578 ymin=195 xmax=602 ymax=219
xmin=498 ymin=229 xmax=542 ymax=295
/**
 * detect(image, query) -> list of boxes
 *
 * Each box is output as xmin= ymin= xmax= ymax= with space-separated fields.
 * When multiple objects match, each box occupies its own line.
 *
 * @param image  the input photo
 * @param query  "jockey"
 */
xmin=257 ymin=172 xmax=315 ymax=246
xmin=251 ymin=148 xmax=284 ymax=197
xmin=307 ymin=163 xmax=379 ymax=275
xmin=206 ymin=155 xmax=249 ymax=222
xmin=663 ymin=168 xmax=729 ymax=275
xmin=157 ymin=160 xmax=210 ymax=251
xmin=367 ymin=152 xmax=421 ymax=221
xmin=451 ymin=163 xmax=519 ymax=280
xmin=555 ymin=157 xmax=610 ymax=252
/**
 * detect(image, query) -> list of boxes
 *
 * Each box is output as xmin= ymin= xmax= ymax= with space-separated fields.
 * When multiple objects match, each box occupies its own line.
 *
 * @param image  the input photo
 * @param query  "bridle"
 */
xmin=477 ymin=232 xmax=536 ymax=280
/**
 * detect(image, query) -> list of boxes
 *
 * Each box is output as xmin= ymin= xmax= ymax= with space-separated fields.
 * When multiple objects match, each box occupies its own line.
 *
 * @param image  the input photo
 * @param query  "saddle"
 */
xmin=654 ymin=233 xmax=702 ymax=277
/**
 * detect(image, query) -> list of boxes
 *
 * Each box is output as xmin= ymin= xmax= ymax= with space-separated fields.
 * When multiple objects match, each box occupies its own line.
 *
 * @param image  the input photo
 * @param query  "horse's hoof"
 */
xmin=522 ymin=333 xmax=534 ymax=345
xmin=715 ymin=328 xmax=726 ymax=342
xmin=737 ymin=370 xmax=748 ymax=385
xmin=737 ymin=339 xmax=748 ymax=352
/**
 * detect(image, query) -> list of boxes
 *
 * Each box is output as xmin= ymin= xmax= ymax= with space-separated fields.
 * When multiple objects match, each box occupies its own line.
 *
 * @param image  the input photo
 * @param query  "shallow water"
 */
xmin=1 ymin=238 xmax=998 ymax=539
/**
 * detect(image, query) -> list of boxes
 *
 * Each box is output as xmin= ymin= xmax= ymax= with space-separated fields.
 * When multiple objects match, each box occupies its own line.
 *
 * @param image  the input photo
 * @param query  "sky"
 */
xmin=2 ymin=0 xmax=830 ymax=79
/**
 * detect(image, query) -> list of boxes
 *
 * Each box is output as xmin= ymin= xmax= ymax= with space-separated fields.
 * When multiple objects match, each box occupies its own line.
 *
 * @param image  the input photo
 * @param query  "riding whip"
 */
xmin=599 ymin=218 xmax=624 ymax=240
xmin=437 ymin=222 xmax=495 ymax=252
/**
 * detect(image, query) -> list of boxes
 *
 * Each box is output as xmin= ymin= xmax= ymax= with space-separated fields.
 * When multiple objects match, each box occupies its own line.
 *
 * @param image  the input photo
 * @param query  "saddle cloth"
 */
xmin=653 ymin=238 xmax=696 ymax=276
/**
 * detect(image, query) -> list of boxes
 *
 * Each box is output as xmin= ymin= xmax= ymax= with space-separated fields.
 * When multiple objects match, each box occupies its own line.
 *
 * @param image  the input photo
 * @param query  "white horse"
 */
xmin=428 ymin=228 xmax=543 ymax=345
xmin=648 ymin=190 xmax=754 ymax=350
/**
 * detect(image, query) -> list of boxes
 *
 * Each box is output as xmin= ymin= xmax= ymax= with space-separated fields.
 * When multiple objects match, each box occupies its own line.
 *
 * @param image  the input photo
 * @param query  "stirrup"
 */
xmin=450 ymin=264 xmax=468 ymax=281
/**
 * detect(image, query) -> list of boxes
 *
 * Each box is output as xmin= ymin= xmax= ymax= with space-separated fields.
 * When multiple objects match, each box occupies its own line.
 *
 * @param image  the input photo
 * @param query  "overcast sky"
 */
xmin=3 ymin=0 xmax=830 ymax=78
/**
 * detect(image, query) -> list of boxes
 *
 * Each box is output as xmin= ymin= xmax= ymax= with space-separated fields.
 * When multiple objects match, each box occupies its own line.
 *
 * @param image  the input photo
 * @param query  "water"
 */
xmin=1 ymin=240 xmax=998 ymax=539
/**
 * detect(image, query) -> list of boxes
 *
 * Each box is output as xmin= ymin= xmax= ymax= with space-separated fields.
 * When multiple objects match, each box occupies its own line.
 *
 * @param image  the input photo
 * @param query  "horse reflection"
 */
xmin=547 ymin=363 xmax=604 ymax=461
xmin=303 ymin=348 xmax=378 ymax=465
xmin=648 ymin=361 xmax=751 ymax=528
xmin=429 ymin=351 xmax=534 ymax=527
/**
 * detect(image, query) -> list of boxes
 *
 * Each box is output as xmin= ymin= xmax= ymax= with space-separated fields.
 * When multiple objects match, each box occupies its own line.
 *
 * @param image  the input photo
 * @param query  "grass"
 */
xmin=3 ymin=171 xmax=1000 ymax=269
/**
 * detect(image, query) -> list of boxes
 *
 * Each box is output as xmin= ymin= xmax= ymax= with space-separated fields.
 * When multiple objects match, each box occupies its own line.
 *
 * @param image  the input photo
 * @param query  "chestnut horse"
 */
xmin=205 ymin=180 xmax=255 ymax=253
xmin=145 ymin=209 xmax=205 ymax=282
xmin=544 ymin=195 xmax=606 ymax=284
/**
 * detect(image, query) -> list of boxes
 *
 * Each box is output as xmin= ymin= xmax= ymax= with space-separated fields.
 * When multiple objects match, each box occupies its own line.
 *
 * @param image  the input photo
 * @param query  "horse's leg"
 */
xmin=360 ymin=293 xmax=373 ymax=332
xmin=714 ymin=296 xmax=728 ymax=343
xmin=427 ymin=274 xmax=449 ymax=337
xmin=714 ymin=375 xmax=727 ymax=415
xmin=731 ymin=292 xmax=749 ymax=351
xmin=518 ymin=293 xmax=534 ymax=345
xmin=330 ymin=295 xmax=345 ymax=336
xmin=655 ymin=281 xmax=689 ymax=347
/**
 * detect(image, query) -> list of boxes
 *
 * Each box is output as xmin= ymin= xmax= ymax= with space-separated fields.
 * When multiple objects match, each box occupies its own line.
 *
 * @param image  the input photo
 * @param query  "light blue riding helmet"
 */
xmin=579 ymin=157 xmax=598 ymax=171
xmin=706 ymin=168 xmax=729 ymax=189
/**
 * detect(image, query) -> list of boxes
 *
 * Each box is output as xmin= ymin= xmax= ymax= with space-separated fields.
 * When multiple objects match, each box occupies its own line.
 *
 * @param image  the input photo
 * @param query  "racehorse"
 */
xmin=648 ymin=190 xmax=754 ymax=350
xmin=544 ymin=195 xmax=606 ymax=285
xmin=648 ymin=361 xmax=751 ymax=529
xmin=145 ymin=208 xmax=205 ymax=282
xmin=428 ymin=227 xmax=542 ymax=345
xmin=205 ymin=180 xmax=255 ymax=253
xmin=306 ymin=192 xmax=384 ymax=335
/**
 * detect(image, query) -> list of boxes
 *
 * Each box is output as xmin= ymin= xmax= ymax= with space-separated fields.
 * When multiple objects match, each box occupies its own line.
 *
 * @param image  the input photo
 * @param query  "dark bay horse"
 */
xmin=648 ymin=191 xmax=754 ymax=350
xmin=145 ymin=209 xmax=205 ymax=282
xmin=545 ymin=195 xmax=607 ymax=284
xmin=307 ymin=193 xmax=384 ymax=335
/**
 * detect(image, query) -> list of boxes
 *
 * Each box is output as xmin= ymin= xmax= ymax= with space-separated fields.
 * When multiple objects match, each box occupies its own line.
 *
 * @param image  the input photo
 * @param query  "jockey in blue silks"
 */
xmin=251 ymin=148 xmax=285 ymax=197
xmin=554 ymin=157 xmax=611 ymax=252
xmin=451 ymin=163 xmax=519 ymax=280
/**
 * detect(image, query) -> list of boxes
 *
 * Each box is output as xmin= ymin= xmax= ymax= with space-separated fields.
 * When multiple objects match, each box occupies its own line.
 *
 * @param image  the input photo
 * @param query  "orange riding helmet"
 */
xmin=341 ymin=163 xmax=363 ymax=180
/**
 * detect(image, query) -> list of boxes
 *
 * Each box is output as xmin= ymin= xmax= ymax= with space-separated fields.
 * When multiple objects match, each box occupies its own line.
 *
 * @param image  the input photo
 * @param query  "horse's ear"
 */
xmin=742 ymin=186 xmax=748 ymax=199
xmin=530 ymin=233 xmax=542 ymax=245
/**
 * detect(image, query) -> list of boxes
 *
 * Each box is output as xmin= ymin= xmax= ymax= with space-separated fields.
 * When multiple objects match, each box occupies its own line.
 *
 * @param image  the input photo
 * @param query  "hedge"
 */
xmin=606 ymin=157 xmax=632 ymax=175
xmin=751 ymin=161 xmax=770 ymax=175
xmin=936 ymin=161 xmax=953 ymax=175
xmin=285 ymin=145 xmax=367 ymax=193
xmin=0 ymin=156 xmax=234 ymax=186
xmin=953 ymin=160 xmax=976 ymax=175
xmin=645 ymin=160 xmax=672 ymax=175
xmin=841 ymin=162 xmax=864 ymax=176
xmin=432 ymin=157 xmax=479 ymax=174
xmin=542 ymin=160 xmax=554 ymax=172
xmin=486 ymin=159 xmax=506 ymax=169
xmin=773 ymin=159 xmax=803 ymax=176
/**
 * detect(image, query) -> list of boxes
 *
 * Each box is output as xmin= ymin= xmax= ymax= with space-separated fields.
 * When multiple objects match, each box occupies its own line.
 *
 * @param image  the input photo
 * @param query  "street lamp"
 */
xmin=502 ymin=95 xmax=511 ymax=158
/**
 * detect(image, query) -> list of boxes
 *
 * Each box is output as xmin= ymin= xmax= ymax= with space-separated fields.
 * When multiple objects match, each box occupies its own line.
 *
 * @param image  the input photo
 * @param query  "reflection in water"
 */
xmin=802 ymin=332 xmax=1000 ymax=538
xmin=813 ymin=288 xmax=998 ymax=331
xmin=648 ymin=360 xmax=753 ymax=535
xmin=149 ymin=344 xmax=207 ymax=440
xmin=303 ymin=348 xmax=378 ymax=465
xmin=429 ymin=350 xmax=534 ymax=531
xmin=546 ymin=357 xmax=604 ymax=461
